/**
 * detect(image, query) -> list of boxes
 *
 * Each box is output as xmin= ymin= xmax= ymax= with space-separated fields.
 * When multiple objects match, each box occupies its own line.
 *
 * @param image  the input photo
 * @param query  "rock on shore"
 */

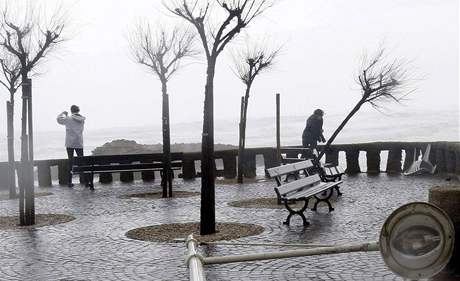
xmin=92 ymin=139 xmax=237 ymax=155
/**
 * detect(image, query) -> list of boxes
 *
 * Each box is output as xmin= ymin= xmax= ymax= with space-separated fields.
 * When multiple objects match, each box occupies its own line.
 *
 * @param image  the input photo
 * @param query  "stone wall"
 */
xmin=0 ymin=141 xmax=458 ymax=189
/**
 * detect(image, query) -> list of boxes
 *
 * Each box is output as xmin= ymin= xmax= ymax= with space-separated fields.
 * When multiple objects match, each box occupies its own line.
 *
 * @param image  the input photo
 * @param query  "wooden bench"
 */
xmin=267 ymin=161 xmax=342 ymax=226
xmin=281 ymin=147 xmax=344 ymax=195
xmin=72 ymin=153 xmax=183 ymax=188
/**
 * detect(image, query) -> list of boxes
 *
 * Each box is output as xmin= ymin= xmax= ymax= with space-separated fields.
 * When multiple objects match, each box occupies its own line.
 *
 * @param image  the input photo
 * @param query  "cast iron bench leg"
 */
xmin=312 ymin=189 xmax=334 ymax=212
xmin=283 ymin=198 xmax=310 ymax=226
xmin=335 ymin=186 xmax=342 ymax=196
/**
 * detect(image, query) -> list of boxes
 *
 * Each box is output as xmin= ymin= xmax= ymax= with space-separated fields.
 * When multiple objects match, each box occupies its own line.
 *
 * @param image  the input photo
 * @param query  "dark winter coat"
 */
xmin=302 ymin=114 xmax=326 ymax=146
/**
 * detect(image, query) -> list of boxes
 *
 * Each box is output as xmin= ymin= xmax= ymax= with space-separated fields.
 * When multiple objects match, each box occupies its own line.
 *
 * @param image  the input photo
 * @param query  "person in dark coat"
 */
xmin=302 ymin=109 xmax=326 ymax=150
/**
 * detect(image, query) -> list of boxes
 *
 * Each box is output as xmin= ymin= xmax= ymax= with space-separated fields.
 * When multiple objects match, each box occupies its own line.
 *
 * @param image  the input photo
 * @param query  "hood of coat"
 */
xmin=71 ymin=113 xmax=86 ymax=123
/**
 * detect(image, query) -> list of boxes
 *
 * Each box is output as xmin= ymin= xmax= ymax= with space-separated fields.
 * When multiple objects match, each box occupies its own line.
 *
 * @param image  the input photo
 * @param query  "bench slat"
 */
xmin=73 ymin=153 xmax=184 ymax=165
xmin=275 ymin=174 xmax=321 ymax=196
xmin=72 ymin=162 xmax=182 ymax=173
xmin=267 ymin=160 xmax=314 ymax=178
xmin=284 ymin=181 xmax=342 ymax=200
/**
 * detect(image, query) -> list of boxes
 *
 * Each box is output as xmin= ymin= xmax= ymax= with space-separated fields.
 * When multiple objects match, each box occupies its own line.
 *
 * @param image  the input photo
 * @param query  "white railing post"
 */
xmin=185 ymin=234 xmax=206 ymax=281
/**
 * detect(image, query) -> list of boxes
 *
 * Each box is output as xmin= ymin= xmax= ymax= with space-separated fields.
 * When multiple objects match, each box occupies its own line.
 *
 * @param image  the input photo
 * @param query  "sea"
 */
xmin=0 ymin=108 xmax=458 ymax=162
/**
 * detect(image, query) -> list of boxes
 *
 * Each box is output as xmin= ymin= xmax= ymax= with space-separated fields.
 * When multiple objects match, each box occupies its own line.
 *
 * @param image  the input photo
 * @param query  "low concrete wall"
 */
xmin=0 ymin=141 xmax=458 ymax=189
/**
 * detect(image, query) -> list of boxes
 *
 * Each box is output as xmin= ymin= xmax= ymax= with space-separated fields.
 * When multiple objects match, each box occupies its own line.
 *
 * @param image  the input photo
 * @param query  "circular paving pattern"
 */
xmin=119 ymin=191 xmax=200 ymax=199
xmin=0 ymin=214 xmax=75 ymax=229
xmin=126 ymin=222 xmax=265 ymax=243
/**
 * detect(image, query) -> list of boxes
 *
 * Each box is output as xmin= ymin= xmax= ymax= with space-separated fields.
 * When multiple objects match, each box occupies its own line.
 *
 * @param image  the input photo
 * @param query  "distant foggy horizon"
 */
xmin=0 ymin=0 xmax=458 ymax=134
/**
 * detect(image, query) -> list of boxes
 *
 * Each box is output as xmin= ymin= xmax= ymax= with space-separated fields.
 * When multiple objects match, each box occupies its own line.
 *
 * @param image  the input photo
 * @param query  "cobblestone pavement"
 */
xmin=0 ymin=173 xmax=458 ymax=281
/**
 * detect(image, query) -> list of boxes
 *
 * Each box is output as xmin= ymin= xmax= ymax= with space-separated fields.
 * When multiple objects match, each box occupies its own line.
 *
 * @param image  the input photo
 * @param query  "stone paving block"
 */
xmin=0 ymin=174 xmax=456 ymax=280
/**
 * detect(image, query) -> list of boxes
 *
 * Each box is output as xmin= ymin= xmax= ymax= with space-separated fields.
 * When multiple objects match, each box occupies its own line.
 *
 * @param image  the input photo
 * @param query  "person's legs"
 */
xmin=66 ymin=148 xmax=75 ymax=187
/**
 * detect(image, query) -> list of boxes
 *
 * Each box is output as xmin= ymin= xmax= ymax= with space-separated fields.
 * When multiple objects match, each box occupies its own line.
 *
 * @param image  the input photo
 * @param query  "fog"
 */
xmin=0 ymin=0 xmax=458 ymax=134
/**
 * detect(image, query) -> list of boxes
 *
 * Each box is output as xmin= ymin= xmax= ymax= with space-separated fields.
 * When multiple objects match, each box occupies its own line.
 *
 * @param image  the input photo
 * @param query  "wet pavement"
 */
xmin=0 ymin=173 xmax=458 ymax=281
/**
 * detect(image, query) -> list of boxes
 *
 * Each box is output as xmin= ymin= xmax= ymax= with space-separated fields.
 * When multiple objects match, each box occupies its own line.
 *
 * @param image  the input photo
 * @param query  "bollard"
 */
xmin=222 ymin=155 xmax=237 ymax=179
xmin=0 ymin=162 xmax=12 ymax=191
xmin=58 ymin=160 xmax=69 ymax=186
xmin=182 ymin=157 xmax=197 ymax=180
xmin=263 ymin=149 xmax=281 ymax=177
xmin=37 ymin=163 xmax=52 ymax=187
xmin=242 ymin=152 xmax=257 ymax=178
xmin=403 ymin=148 xmax=418 ymax=172
xmin=435 ymin=144 xmax=447 ymax=173
xmin=366 ymin=149 xmax=381 ymax=174
xmin=386 ymin=148 xmax=402 ymax=174
xmin=325 ymin=149 xmax=339 ymax=167
xmin=445 ymin=150 xmax=456 ymax=173
xmin=345 ymin=150 xmax=360 ymax=174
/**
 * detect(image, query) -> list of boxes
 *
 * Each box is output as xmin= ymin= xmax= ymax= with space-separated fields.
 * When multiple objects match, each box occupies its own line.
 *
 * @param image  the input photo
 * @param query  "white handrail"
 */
xmin=185 ymin=234 xmax=206 ymax=281
xmin=203 ymin=241 xmax=380 ymax=265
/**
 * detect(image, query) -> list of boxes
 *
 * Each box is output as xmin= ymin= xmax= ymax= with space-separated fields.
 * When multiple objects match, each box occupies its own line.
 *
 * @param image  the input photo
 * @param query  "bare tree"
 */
xmin=166 ymin=0 xmax=272 ymax=235
xmin=0 ymin=3 xmax=66 ymax=225
xmin=129 ymin=23 xmax=196 ymax=198
xmin=318 ymin=47 xmax=413 ymax=160
xmin=233 ymin=44 xmax=279 ymax=183
xmin=0 ymin=50 xmax=21 ymax=199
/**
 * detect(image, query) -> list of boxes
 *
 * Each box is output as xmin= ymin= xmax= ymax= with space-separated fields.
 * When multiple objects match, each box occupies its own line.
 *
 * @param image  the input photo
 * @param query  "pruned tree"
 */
xmin=0 ymin=50 xmax=21 ymax=199
xmin=129 ymin=22 xmax=196 ymax=198
xmin=0 ymin=3 xmax=66 ymax=225
xmin=166 ymin=0 xmax=273 ymax=235
xmin=318 ymin=47 xmax=413 ymax=160
xmin=233 ymin=44 xmax=279 ymax=183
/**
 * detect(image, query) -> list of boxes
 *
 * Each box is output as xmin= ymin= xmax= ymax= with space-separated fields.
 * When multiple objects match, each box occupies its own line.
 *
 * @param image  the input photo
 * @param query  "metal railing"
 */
xmin=185 ymin=235 xmax=206 ymax=281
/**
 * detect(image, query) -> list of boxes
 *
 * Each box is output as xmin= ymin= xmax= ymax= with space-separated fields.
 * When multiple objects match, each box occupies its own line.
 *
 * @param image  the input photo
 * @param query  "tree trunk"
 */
xmin=161 ymin=80 xmax=172 ymax=198
xmin=237 ymin=83 xmax=252 ymax=183
xmin=200 ymin=59 xmax=216 ymax=235
xmin=318 ymin=99 xmax=365 ymax=160
xmin=6 ymin=99 xmax=16 ymax=199
xmin=19 ymin=75 xmax=35 ymax=226
xmin=237 ymin=96 xmax=245 ymax=183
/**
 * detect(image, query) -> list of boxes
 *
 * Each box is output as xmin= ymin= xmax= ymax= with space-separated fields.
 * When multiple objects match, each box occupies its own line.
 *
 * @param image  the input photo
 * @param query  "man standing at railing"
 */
xmin=302 ymin=109 xmax=326 ymax=155
xmin=57 ymin=105 xmax=92 ymax=189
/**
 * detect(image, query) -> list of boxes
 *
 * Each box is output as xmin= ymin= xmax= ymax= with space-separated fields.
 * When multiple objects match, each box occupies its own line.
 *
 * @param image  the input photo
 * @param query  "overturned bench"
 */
xmin=267 ymin=160 xmax=342 ymax=226
xmin=72 ymin=153 xmax=183 ymax=188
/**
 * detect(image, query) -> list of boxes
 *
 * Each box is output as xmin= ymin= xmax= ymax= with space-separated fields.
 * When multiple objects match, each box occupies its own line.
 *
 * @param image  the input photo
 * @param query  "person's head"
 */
xmin=70 ymin=105 xmax=80 ymax=114
xmin=314 ymin=108 xmax=324 ymax=117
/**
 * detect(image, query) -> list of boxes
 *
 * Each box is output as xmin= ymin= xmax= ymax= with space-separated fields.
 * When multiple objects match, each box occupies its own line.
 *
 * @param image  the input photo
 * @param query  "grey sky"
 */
xmin=0 ymin=0 xmax=458 ymax=133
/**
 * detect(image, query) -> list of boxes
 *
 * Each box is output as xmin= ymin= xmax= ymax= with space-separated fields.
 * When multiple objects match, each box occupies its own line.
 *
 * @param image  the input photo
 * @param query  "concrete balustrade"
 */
xmin=0 ymin=141 xmax=458 ymax=190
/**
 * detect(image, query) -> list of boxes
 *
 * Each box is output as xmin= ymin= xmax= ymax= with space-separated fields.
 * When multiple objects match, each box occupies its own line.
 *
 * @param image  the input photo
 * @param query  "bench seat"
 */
xmin=274 ymin=174 xmax=342 ymax=226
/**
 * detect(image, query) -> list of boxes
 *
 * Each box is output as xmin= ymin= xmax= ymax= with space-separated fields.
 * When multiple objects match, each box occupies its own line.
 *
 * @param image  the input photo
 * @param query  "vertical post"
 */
xmin=386 ymin=148 xmax=402 ymax=174
xmin=37 ymin=162 xmax=52 ymax=187
xmin=276 ymin=93 xmax=281 ymax=163
xmin=366 ymin=149 xmax=381 ymax=174
xmin=26 ymin=78 xmax=34 ymax=224
xmin=345 ymin=150 xmax=361 ymax=174
xmin=163 ymin=94 xmax=173 ymax=198
xmin=19 ymin=76 xmax=35 ymax=225
xmin=6 ymin=101 xmax=16 ymax=198
xmin=237 ymin=96 xmax=245 ymax=183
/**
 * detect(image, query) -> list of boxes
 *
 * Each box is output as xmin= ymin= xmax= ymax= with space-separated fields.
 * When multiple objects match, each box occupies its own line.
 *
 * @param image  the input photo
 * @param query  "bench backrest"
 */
xmin=266 ymin=159 xmax=314 ymax=178
xmin=73 ymin=153 xmax=183 ymax=166
xmin=275 ymin=174 xmax=321 ymax=197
